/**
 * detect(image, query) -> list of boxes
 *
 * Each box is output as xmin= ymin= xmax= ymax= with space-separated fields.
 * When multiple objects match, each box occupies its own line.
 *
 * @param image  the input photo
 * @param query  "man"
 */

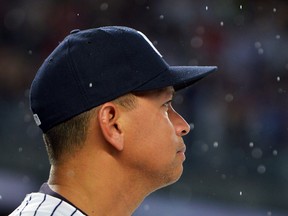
xmin=10 ymin=26 xmax=216 ymax=215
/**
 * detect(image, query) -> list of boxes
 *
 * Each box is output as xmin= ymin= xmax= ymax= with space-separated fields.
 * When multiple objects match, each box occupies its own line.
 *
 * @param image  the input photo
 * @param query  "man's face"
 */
xmin=120 ymin=86 xmax=190 ymax=189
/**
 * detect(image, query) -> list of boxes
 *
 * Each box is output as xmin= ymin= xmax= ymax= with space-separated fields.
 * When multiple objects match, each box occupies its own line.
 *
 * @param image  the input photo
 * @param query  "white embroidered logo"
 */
xmin=33 ymin=114 xmax=41 ymax=126
xmin=137 ymin=31 xmax=162 ymax=58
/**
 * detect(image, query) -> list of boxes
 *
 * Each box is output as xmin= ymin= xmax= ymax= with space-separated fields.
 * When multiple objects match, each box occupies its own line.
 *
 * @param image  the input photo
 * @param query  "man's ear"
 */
xmin=98 ymin=102 xmax=124 ymax=151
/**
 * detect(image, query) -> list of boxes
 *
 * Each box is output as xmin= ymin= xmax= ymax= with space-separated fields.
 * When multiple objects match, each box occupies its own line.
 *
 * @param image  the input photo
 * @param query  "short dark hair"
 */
xmin=43 ymin=93 xmax=137 ymax=165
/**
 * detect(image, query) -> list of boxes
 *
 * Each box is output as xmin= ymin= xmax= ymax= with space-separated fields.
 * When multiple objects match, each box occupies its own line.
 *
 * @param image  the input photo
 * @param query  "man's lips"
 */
xmin=177 ymin=145 xmax=186 ymax=154
xmin=177 ymin=145 xmax=186 ymax=161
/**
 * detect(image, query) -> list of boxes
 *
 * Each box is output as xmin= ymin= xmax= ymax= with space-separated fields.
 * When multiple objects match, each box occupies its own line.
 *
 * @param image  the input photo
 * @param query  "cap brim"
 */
xmin=134 ymin=66 xmax=217 ymax=92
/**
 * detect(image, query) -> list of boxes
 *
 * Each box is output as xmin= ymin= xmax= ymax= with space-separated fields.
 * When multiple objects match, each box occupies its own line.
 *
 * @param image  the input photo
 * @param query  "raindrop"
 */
xmin=205 ymin=6 xmax=208 ymax=11
xmin=267 ymin=211 xmax=272 ymax=216
xmin=159 ymin=15 xmax=164 ymax=20
xmin=77 ymin=13 xmax=80 ymax=16
xmin=201 ymin=143 xmax=209 ymax=152
xmin=100 ymin=3 xmax=109 ymax=11
xmin=273 ymin=8 xmax=277 ymax=13
xmin=28 ymin=50 xmax=32 ymax=55
xmin=89 ymin=83 xmax=93 ymax=88
xmin=220 ymin=21 xmax=224 ymax=26
xmin=257 ymin=165 xmax=266 ymax=174
xmin=249 ymin=142 xmax=254 ymax=148
xmin=276 ymin=35 xmax=280 ymax=39
xmin=272 ymin=150 xmax=278 ymax=156
xmin=278 ymin=88 xmax=286 ymax=94
xmin=254 ymin=41 xmax=262 ymax=48
xmin=143 ymin=204 xmax=150 ymax=211
xmin=0 ymin=195 xmax=2 ymax=200
xmin=189 ymin=123 xmax=195 ymax=130
xmin=240 ymin=5 xmax=243 ymax=10
xmin=18 ymin=147 xmax=23 ymax=152
xmin=213 ymin=141 xmax=219 ymax=148
xmin=146 ymin=6 xmax=150 ymax=10
xmin=251 ymin=147 xmax=263 ymax=159
xmin=225 ymin=93 xmax=234 ymax=102
xmin=258 ymin=48 xmax=264 ymax=55
xmin=239 ymin=191 xmax=243 ymax=196
xmin=277 ymin=76 xmax=280 ymax=82
xmin=153 ymin=40 xmax=158 ymax=46
xmin=196 ymin=26 xmax=205 ymax=35
xmin=190 ymin=36 xmax=203 ymax=48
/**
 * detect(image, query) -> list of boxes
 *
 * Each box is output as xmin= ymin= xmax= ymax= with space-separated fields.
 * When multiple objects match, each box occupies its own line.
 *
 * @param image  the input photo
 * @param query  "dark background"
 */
xmin=1 ymin=0 xmax=288 ymax=215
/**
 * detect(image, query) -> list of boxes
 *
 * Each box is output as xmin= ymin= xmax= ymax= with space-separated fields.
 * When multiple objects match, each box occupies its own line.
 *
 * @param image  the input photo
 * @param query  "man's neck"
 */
xmin=47 ymin=162 xmax=148 ymax=216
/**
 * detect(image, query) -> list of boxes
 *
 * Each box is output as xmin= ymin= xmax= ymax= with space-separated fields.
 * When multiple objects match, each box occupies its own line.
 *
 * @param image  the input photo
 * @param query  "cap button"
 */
xmin=70 ymin=29 xmax=80 ymax=34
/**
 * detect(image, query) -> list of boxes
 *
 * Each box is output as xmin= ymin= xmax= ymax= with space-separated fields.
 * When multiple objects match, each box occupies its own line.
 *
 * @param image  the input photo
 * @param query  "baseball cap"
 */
xmin=30 ymin=26 xmax=217 ymax=132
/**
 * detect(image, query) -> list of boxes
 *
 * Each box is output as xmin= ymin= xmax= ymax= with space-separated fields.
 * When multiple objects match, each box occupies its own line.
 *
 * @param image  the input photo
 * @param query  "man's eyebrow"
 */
xmin=169 ymin=88 xmax=175 ymax=96
xmin=162 ymin=87 xmax=175 ymax=99
xmin=133 ymin=87 xmax=175 ymax=98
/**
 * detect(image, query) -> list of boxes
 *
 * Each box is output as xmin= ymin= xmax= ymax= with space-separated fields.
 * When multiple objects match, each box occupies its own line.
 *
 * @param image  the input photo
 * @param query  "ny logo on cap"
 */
xmin=137 ymin=31 xmax=163 ymax=58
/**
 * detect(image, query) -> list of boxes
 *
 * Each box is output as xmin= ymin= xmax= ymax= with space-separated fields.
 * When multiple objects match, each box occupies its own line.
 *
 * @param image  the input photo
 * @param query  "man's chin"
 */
xmin=160 ymin=167 xmax=184 ymax=189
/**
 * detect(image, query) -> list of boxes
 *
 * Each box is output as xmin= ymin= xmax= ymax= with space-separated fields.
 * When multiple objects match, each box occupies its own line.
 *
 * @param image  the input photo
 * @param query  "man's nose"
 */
xmin=172 ymin=110 xmax=191 ymax=136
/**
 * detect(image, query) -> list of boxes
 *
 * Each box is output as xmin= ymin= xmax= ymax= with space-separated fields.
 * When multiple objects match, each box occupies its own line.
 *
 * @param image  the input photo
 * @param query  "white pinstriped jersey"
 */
xmin=9 ymin=192 xmax=86 ymax=216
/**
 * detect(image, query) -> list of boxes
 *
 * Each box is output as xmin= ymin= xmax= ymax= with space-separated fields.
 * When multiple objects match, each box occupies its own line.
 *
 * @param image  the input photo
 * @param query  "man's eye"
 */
xmin=163 ymin=100 xmax=172 ymax=108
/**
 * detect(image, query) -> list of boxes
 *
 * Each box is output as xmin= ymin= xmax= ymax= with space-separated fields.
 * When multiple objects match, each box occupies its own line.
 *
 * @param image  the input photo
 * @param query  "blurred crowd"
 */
xmin=1 ymin=0 xmax=288 ymax=214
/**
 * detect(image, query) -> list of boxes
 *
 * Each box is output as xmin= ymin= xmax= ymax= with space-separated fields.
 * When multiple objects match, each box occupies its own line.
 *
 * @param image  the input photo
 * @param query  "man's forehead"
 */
xmin=160 ymin=86 xmax=175 ymax=97
xmin=166 ymin=86 xmax=175 ymax=94
xmin=133 ymin=86 xmax=174 ymax=98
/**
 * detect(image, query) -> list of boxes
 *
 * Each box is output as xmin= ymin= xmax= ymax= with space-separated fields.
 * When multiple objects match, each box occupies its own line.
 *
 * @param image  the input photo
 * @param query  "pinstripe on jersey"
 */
xmin=9 ymin=192 xmax=86 ymax=216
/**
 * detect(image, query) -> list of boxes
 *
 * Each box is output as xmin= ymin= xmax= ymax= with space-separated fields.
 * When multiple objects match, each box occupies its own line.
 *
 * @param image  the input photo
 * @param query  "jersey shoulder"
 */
xmin=9 ymin=192 xmax=86 ymax=216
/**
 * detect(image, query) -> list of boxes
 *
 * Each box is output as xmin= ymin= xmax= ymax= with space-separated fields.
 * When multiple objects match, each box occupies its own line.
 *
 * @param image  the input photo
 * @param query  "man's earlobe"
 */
xmin=98 ymin=103 xmax=124 ymax=151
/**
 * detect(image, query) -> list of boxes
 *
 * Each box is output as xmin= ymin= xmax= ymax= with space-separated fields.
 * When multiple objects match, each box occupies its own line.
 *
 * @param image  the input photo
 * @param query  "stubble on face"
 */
xmin=119 ymin=87 xmax=186 ymax=190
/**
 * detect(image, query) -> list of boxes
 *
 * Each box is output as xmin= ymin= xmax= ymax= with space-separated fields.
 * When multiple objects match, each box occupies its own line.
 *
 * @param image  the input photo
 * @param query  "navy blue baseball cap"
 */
xmin=30 ymin=26 xmax=217 ymax=132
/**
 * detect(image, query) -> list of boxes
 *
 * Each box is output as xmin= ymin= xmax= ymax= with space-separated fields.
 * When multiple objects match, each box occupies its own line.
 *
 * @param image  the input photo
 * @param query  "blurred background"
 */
xmin=1 ymin=0 xmax=288 ymax=215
